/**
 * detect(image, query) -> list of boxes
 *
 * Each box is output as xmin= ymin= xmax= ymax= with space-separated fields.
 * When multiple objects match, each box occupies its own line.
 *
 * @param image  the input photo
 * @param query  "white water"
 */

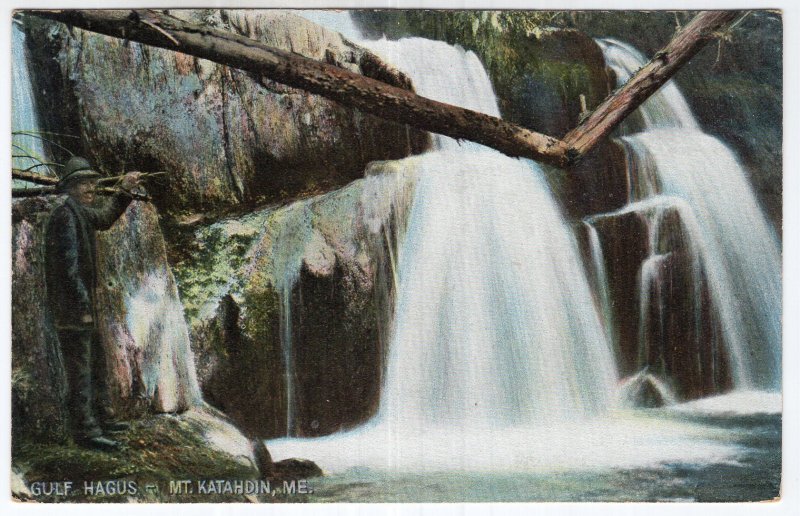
xmin=600 ymin=38 xmax=782 ymax=390
xmin=584 ymin=221 xmax=616 ymax=353
xmin=599 ymin=39 xmax=698 ymax=130
xmin=363 ymin=37 xmax=618 ymax=423
xmin=294 ymin=9 xmax=363 ymax=41
xmin=125 ymin=270 xmax=203 ymax=411
xmin=267 ymin=30 xmax=755 ymax=473
xmin=12 ymin=22 xmax=55 ymax=186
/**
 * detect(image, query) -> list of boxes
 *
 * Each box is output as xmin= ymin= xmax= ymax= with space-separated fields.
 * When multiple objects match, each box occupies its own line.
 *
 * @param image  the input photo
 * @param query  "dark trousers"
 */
xmin=57 ymin=329 xmax=112 ymax=440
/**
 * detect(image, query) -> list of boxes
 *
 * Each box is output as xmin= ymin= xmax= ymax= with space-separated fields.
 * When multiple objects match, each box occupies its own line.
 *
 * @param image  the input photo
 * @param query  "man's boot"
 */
xmin=75 ymin=434 xmax=122 ymax=452
xmin=61 ymin=330 xmax=121 ymax=452
xmin=96 ymin=400 xmax=130 ymax=434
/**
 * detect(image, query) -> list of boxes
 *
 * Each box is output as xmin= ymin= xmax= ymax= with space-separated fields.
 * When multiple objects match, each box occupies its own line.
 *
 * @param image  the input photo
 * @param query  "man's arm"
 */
xmin=85 ymin=172 xmax=142 ymax=230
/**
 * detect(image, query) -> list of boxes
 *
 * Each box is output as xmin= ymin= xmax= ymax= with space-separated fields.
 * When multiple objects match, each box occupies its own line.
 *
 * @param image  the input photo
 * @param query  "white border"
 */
xmin=2 ymin=1 xmax=797 ymax=516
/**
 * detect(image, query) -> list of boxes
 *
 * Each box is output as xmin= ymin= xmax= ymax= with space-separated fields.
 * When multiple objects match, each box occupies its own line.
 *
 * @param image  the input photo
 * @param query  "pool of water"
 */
xmin=279 ymin=409 xmax=780 ymax=503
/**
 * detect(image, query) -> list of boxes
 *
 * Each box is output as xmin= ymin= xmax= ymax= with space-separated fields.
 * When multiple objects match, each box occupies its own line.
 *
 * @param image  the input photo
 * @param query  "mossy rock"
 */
xmin=12 ymin=413 xmax=259 ymax=503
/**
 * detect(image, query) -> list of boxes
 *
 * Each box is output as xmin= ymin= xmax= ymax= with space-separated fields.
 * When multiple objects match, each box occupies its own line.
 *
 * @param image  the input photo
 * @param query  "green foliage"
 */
xmin=241 ymin=281 xmax=281 ymax=352
xmin=172 ymin=214 xmax=267 ymax=323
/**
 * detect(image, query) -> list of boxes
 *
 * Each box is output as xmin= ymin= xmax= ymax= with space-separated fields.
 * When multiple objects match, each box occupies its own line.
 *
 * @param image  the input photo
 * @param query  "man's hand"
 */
xmin=81 ymin=314 xmax=93 ymax=324
xmin=119 ymin=172 xmax=143 ymax=192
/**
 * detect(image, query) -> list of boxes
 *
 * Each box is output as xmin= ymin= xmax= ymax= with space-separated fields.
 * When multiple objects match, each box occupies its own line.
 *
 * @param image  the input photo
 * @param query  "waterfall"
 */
xmin=364 ymin=38 xmax=617 ymax=428
xmin=12 ymin=21 xmax=54 ymax=186
xmin=263 ymin=15 xmax=764 ymax=473
xmin=124 ymin=271 xmax=204 ymax=410
xmin=598 ymin=38 xmax=782 ymax=391
xmin=266 ymin=30 xmax=758 ymax=474
xmin=584 ymin=221 xmax=615 ymax=354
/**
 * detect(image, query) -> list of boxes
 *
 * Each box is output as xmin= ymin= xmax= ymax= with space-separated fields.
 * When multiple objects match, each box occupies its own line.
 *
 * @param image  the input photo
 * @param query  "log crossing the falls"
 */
xmin=25 ymin=9 xmax=742 ymax=170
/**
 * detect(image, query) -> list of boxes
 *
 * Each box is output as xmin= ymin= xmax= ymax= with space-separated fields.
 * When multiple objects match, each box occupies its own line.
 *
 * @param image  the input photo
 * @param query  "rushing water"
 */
xmin=364 ymin=37 xmax=617 ymax=428
xmin=599 ymin=38 xmax=782 ymax=391
xmin=125 ymin=270 xmax=203 ymax=411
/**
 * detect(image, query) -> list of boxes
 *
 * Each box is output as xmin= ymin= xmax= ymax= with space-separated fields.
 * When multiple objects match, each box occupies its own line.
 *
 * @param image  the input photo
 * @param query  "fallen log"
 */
xmin=25 ymin=9 xmax=741 ymax=168
xmin=12 ymin=169 xmax=58 ymax=186
xmin=12 ymin=169 xmax=155 ymax=201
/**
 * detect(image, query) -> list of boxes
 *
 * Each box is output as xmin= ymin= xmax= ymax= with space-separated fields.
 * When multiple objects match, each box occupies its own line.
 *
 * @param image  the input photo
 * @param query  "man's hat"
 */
xmin=57 ymin=156 xmax=102 ymax=192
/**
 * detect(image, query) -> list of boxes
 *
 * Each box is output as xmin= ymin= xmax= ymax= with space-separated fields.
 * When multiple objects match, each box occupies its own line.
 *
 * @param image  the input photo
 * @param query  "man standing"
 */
xmin=44 ymin=156 xmax=141 ymax=451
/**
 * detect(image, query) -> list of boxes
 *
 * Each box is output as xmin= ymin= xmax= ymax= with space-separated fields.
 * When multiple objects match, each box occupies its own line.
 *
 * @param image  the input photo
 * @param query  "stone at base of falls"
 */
xmin=619 ymin=372 xmax=675 ymax=408
xmin=22 ymin=10 xmax=430 ymax=222
xmin=12 ymin=195 xmax=201 ymax=443
xmin=12 ymin=408 xmax=270 ymax=502
xmin=629 ymin=379 xmax=664 ymax=408
xmin=271 ymin=458 xmax=324 ymax=480
xmin=253 ymin=439 xmax=275 ymax=478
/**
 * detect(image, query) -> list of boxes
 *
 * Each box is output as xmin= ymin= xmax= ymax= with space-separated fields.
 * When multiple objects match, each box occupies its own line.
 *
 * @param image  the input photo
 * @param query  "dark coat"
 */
xmin=44 ymin=192 xmax=134 ymax=329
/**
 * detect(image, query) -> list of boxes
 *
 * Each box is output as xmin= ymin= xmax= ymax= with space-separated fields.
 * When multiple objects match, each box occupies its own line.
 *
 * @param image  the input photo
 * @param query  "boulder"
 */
xmin=12 ymin=407 xmax=269 ymax=502
xmin=178 ymin=159 xmax=417 ymax=438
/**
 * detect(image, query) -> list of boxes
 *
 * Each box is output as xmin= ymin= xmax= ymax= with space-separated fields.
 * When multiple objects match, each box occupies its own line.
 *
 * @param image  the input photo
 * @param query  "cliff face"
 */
xmin=14 ymin=9 xmax=781 ymax=448
xmin=14 ymin=10 xmax=429 ymax=445
xmin=24 ymin=10 xmax=429 ymax=223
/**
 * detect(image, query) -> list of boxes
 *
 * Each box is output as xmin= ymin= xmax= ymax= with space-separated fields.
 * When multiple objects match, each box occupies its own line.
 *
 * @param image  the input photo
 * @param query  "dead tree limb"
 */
xmin=562 ymin=11 xmax=741 ymax=160
xmin=12 ymin=184 xmax=151 ymax=201
xmin=12 ymin=169 xmax=153 ymax=200
xmin=12 ymin=186 xmax=58 ymax=198
xmin=12 ymin=169 xmax=58 ymax=185
xmin=26 ymin=9 xmax=741 ymax=168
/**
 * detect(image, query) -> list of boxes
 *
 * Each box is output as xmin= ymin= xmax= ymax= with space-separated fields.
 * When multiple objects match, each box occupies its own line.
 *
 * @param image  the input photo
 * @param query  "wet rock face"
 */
xmin=94 ymin=200 xmax=203 ymax=414
xmin=289 ymin=260 xmax=384 ymax=436
xmin=12 ymin=196 xmax=201 ymax=442
xmin=591 ymin=204 xmax=733 ymax=400
xmin=23 ymin=10 xmax=429 ymax=221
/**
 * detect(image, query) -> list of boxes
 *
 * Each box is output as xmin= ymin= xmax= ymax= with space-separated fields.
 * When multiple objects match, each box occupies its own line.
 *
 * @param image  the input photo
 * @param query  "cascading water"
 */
xmin=597 ymin=38 xmax=782 ymax=392
xmin=12 ymin=21 xmax=54 ymax=187
xmin=267 ymin=26 xmax=748 ymax=473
